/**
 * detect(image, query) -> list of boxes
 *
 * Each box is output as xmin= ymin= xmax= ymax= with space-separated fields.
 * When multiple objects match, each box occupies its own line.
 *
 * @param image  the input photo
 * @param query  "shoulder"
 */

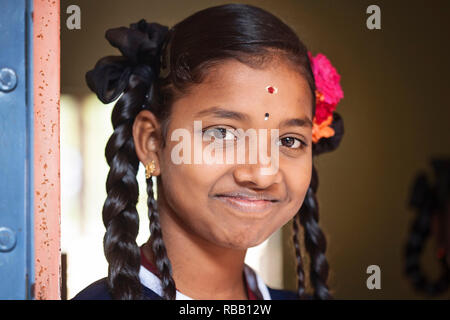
xmin=267 ymin=286 xmax=298 ymax=300
xmin=71 ymin=277 xmax=163 ymax=300
xmin=72 ymin=278 xmax=112 ymax=300
xmin=267 ymin=286 xmax=314 ymax=300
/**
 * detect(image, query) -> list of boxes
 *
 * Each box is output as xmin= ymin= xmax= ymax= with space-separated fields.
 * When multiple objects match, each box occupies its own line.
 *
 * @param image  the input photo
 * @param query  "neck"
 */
xmin=142 ymin=192 xmax=248 ymax=300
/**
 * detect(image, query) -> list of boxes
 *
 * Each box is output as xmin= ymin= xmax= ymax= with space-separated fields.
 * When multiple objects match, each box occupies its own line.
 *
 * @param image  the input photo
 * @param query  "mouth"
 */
xmin=213 ymin=192 xmax=279 ymax=214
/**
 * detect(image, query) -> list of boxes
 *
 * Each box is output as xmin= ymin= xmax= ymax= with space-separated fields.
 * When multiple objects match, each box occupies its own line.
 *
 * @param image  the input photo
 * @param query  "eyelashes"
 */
xmin=277 ymin=137 xmax=307 ymax=149
xmin=202 ymin=127 xmax=236 ymax=142
xmin=201 ymin=126 xmax=308 ymax=150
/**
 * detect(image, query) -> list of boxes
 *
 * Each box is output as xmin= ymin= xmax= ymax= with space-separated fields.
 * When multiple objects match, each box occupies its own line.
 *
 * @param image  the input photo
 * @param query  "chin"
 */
xmin=216 ymin=228 xmax=269 ymax=250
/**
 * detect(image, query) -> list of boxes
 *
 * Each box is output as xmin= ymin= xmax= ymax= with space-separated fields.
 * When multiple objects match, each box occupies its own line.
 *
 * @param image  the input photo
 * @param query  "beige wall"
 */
xmin=61 ymin=0 xmax=450 ymax=299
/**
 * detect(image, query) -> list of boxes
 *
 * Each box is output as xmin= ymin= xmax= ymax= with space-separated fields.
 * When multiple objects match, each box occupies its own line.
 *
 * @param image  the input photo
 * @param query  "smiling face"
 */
xmin=153 ymin=57 xmax=313 ymax=250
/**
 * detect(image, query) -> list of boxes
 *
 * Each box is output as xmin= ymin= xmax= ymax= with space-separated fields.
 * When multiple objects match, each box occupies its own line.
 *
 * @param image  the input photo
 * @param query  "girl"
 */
xmin=73 ymin=3 xmax=344 ymax=300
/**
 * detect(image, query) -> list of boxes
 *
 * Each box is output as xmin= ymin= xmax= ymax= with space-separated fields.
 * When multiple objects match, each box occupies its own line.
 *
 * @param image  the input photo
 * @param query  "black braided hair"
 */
xmin=101 ymin=79 xmax=143 ymax=300
xmin=291 ymin=111 xmax=344 ymax=300
xmin=146 ymin=176 xmax=177 ymax=299
xmin=292 ymin=213 xmax=307 ymax=298
xmin=404 ymin=159 xmax=450 ymax=296
xmin=299 ymin=166 xmax=332 ymax=299
xmin=85 ymin=19 xmax=170 ymax=300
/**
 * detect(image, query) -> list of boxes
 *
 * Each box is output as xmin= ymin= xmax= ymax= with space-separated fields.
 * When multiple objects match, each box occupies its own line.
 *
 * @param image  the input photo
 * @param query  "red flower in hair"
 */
xmin=308 ymin=52 xmax=344 ymax=142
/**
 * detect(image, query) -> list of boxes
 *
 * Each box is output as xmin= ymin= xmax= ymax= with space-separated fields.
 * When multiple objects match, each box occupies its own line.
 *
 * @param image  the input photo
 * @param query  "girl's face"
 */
xmin=156 ymin=58 xmax=313 ymax=250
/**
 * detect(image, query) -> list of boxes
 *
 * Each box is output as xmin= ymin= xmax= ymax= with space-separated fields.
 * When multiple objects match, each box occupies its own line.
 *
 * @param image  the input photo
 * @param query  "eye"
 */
xmin=278 ymin=137 xmax=307 ymax=149
xmin=202 ymin=127 xmax=236 ymax=142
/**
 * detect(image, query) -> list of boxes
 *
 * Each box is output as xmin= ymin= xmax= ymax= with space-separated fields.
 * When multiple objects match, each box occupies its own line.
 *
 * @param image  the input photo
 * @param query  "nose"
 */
xmin=232 ymin=162 xmax=282 ymax=189
xmin=232 ymin=131 xmax=282 ymax=189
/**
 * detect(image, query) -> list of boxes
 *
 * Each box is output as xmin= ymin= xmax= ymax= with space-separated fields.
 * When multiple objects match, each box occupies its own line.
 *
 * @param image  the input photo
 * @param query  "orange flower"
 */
xmin=312 ymin=114 xmax=335 ymax=143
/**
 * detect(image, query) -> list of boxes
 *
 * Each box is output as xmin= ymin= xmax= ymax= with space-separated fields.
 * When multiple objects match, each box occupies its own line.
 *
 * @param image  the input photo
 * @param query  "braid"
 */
xmin=291 ymin=111 xmax=344 ymax=299
xmin=85 ymin=18 xmax=172 ymax=299
xmin=404 ymin=160 xmax=450 ymax=296
xmin=102 ymin=81 xmax=147 ymax=299
xmin=295 ymin=165 xmax=332 ymax=299
xmin=146 ymin=176 xmax=177 ymax=299
xmin=292 ymin=214 xmax=308 ymax=299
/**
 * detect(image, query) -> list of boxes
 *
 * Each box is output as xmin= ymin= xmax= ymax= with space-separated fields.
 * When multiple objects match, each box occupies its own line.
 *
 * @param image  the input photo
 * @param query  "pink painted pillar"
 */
xmin=33 ymin=0 xmax=61 ymax=300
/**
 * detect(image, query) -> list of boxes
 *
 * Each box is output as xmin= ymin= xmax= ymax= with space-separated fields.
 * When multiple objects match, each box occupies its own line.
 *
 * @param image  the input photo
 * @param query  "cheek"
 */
xmin=159 ymin=157 xmax=213 ymax=212
xmin=285 ymin=158 xmax=312 ymax=209
xmin=262 ymin=157 xmax=312 ymax=235
xmin=272 ymin=145 xmax=311 ymax=193
xmin=159 ymin=145 xmax=228 ymax=231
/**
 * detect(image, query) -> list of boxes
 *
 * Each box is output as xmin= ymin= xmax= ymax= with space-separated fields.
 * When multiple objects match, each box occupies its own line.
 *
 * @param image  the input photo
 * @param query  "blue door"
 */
xmin=0 ymin=0 xmax=34 ymax=299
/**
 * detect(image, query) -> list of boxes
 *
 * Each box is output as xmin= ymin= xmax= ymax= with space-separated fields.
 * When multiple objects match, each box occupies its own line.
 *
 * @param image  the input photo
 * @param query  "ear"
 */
xmin=132 ymin=110 xmax=162 ymax=176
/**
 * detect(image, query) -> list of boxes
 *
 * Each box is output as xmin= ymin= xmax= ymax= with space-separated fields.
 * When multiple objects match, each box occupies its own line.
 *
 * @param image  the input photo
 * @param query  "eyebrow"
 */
xmin=194 ymin=106 xmax=312 ymax=128
xmin=194 ymin=106 xmax=250 ymax=122
xmin=279 ymin=117 xmax=313 ymax=128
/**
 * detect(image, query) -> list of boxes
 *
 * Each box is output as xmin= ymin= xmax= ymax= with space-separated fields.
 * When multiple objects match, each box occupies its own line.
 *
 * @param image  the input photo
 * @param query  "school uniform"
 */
xmin=73 ymin=247 xmax=299 ymax=300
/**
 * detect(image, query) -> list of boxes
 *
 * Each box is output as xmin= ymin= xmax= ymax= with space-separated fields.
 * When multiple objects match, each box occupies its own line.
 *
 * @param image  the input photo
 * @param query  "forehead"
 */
xmin=171 ymin=58 xmax=313 ymax=122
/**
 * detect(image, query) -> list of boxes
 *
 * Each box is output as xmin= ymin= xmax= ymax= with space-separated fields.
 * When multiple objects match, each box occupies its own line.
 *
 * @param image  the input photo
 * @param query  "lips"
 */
xmin=214 ymin=191 xmax=279 ymax=202
xmin=214 ymin=192 xmax=279 ymax=214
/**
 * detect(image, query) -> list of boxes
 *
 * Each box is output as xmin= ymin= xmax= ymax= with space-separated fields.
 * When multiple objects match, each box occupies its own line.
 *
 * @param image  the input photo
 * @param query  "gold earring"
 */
xmin=145 ymin=160 xmax=156 ymax=179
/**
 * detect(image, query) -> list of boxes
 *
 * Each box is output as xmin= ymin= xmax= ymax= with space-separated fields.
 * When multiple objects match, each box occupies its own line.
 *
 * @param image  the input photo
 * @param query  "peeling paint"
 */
xmin=33 ymin=0 xmax=61 ymax=300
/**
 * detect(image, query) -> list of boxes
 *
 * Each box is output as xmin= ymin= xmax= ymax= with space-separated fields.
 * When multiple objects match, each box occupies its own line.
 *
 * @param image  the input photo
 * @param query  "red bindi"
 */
xmin=265 ymin=85 xmax=278 ymax=94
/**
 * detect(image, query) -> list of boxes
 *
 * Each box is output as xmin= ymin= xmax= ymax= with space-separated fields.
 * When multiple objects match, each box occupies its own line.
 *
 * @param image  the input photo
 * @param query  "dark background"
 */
xmin=61 ymin=0 xmax=450 ymax=299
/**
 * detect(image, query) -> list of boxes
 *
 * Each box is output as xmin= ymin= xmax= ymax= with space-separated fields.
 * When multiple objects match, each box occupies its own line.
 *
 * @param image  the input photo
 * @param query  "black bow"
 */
xmin=85 ymin=19 xmax=169 ymax=104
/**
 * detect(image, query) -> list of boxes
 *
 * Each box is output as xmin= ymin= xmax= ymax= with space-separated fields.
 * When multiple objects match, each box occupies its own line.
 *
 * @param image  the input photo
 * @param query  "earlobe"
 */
xmin=132 ymin=110 xmax=162 ymax=176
